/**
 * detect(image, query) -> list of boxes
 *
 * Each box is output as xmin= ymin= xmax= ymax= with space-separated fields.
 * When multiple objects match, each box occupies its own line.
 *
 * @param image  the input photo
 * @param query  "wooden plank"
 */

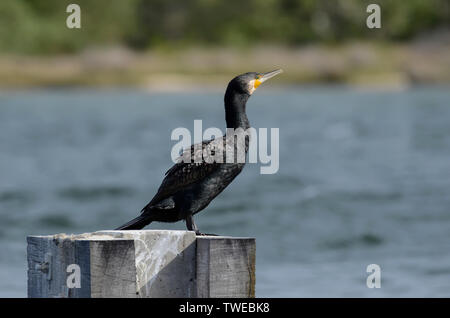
xmin=97 ymin=230 xmax=197 ymax=297
xmin=196 ymin=236 xmax=256 ymax=298
xmin=27 ymin=236 xmax=49 ymax=297
xmin=27 ymin=235 xmax=92 ymax=297
xmin=27 ymin=231 xmax=255 ymax=298
xmin=89 ymin=240 xmax=136 ymax=298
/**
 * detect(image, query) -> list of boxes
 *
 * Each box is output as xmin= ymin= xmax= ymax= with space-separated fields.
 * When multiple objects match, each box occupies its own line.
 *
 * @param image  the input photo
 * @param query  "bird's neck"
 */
xmin=224 ymin=90 xmax=250 ymax=130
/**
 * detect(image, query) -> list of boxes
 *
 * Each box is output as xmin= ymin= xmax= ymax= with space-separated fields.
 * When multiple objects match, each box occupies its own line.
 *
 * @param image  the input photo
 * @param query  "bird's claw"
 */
xmin=195 ymin=231 xmax=219 ymax=236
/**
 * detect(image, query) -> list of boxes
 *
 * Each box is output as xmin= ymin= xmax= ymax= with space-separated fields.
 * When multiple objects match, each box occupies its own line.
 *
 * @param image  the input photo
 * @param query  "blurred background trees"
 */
xmin=0 ymin=0 xmax=448 ymax=55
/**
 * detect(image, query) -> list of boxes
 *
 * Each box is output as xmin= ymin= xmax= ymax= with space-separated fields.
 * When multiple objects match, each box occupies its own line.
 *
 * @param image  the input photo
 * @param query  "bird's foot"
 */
xmin=195 ymin=231 xmax=219 ymax=236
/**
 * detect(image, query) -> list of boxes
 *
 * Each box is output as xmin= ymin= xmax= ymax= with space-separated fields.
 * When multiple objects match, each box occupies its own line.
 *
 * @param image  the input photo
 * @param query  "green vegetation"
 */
xmin=0 ymin=1 xmax=448 ymax=87
xmin=0 ymin=0 xmax=448 ymax=54
xmin=0 ymin=0 xmax=138 ymax=54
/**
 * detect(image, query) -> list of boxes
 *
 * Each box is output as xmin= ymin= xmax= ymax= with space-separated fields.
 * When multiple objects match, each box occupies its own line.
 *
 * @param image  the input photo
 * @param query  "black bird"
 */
xmin=115 ymin=69 xmax=283 ymax=234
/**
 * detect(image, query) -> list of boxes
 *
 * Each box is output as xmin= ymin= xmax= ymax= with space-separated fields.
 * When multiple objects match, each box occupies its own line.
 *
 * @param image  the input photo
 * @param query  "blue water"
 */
xmin=0 ymin=86 xmax=449 ymax=297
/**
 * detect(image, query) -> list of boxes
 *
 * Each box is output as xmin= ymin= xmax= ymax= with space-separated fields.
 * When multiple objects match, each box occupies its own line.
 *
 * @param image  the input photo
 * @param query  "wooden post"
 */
xmin=27 ymin=230 xmax=255 ymax=298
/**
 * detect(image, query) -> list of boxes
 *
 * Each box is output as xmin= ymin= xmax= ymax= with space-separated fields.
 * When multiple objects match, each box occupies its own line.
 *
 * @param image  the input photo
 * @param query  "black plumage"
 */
xmin=115 ymin=70 xmax=282 ymax=234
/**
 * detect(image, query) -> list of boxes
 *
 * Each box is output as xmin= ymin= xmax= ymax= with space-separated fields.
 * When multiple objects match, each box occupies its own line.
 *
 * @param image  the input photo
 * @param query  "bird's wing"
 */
xmin=143 ymin=137 xmax=225 ymax=209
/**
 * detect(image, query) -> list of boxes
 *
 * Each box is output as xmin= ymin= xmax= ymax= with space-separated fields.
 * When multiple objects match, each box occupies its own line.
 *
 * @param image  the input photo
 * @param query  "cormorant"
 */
xmin=115 ymin=69 xmax=283 ymax=234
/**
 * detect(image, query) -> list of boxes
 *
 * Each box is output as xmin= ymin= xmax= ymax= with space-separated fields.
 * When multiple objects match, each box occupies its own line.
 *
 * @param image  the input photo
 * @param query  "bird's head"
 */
xmin=229 ymin=69 xmax=283 ymax=95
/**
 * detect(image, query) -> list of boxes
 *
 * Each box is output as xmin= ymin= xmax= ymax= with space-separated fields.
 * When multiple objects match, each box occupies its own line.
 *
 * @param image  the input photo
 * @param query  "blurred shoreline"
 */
xmin=1 ymin=37 xmax=449 ymax=91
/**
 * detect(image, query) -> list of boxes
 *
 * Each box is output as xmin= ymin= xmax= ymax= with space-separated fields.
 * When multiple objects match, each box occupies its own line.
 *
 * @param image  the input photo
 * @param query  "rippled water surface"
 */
xmin=1 ymin=86 xmax=449 ymax=297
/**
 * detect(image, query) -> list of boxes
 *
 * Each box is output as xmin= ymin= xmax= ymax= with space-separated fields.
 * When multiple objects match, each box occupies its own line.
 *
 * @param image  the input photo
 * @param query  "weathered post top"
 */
xmin=27 ymin=230 xmax=255 ymax=298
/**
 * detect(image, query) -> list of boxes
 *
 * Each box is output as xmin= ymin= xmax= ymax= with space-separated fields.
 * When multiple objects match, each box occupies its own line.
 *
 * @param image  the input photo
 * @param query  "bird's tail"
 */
xmin=115 ymin=215 xmax=152 ymax=230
